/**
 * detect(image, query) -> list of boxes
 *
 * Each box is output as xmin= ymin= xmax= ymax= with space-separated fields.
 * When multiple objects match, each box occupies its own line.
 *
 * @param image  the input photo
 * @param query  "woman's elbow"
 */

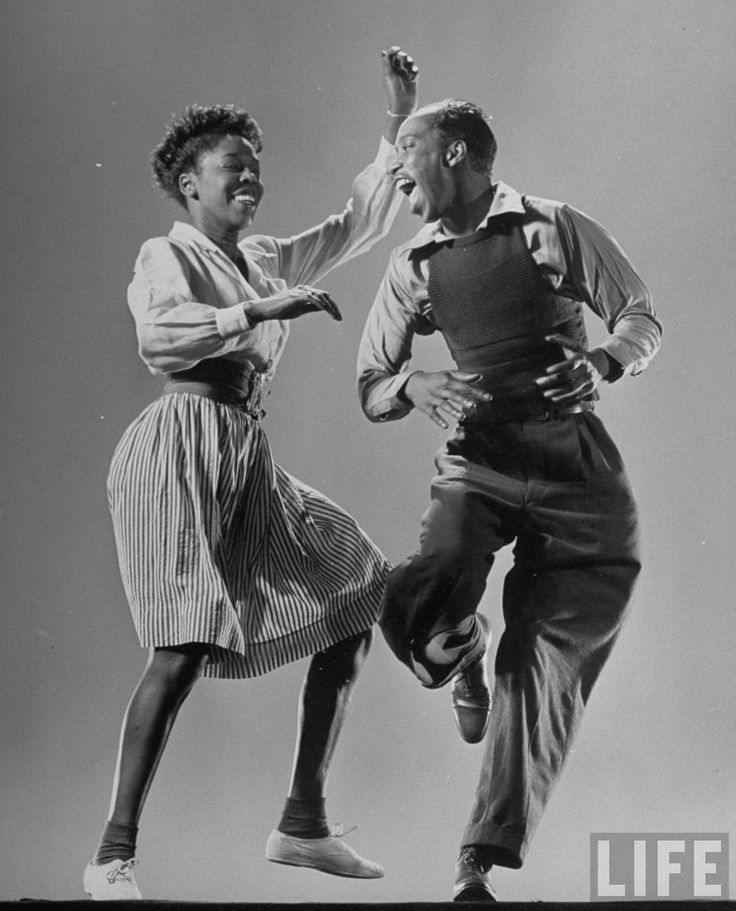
xmin=137 ymin=328 xmax=177 ymax=374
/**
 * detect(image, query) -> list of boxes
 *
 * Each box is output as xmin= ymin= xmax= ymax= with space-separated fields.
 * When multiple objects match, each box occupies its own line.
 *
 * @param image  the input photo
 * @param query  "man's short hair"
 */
xmin=419 ymin=99 xmax=497 ymax=176
xmin=151 ymin=104 xmax=263 ymax=206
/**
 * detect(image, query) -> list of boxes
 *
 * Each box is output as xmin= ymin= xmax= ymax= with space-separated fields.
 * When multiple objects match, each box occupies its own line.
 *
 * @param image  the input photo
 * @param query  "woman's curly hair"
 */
xmin=151 ymin=104 xmax=263 ymax=206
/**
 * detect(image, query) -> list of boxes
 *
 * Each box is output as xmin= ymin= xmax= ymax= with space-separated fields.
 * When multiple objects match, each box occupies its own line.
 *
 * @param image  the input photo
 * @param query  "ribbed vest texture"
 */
xmin=426 ymin=216 xmax=594 ymax=420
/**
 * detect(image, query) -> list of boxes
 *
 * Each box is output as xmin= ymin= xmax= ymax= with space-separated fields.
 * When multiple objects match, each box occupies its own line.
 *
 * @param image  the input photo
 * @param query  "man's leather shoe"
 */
xmin=450 ymin=614 xmax=491 ymax=743
xmin=453 ymin=846 xmax=497 ymax=902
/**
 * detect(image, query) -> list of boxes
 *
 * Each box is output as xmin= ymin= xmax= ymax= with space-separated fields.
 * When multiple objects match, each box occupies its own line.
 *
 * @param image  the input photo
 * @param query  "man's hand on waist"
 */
xmin=535 ymin=333 xmax=608 ymax=406
xmin=403 ymin=370 xmax=493 ymax=429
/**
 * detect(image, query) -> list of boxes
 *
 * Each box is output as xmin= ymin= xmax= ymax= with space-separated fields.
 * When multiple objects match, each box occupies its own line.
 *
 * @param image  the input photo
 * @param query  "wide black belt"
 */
xmin=459 ymin=387 xmax=595 ymax=425
xmin=162 ymin=359 xmax=267 ymax=418
xmin=453 ymin=348 xmax=598 ymax=425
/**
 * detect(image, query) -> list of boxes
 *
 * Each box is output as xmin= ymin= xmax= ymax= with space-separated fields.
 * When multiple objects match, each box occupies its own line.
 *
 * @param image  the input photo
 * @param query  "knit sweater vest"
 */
xmin=426 ymin=215 xmax=592 ymax=412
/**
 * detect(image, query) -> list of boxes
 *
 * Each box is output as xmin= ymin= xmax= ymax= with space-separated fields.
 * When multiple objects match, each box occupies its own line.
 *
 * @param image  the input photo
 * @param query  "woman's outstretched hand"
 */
xmin=244 ymin=285 xmax=342 ymax=324
xmin=383 ymin=45 xmax=418 ymax=116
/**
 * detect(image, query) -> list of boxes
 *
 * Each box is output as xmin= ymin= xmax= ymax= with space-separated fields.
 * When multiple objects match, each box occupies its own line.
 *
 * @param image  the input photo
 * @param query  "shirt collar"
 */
xmin=399 ymin=180 xmax=526 ymax=254
xmin=170 ymin=221 xmax=237 ymax=260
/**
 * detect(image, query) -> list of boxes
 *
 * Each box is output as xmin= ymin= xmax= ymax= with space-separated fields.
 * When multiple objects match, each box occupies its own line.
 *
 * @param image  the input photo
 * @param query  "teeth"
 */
xmin=396 ymin=178 xmax=416 ymax=196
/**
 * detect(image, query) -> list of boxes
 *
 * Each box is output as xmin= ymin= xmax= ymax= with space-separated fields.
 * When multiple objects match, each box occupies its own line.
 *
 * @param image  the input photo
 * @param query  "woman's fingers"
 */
xmin=313 ymin=290 xmax=342 ymax=321
xmin=298 ymin=286 xmax=342 ymax=321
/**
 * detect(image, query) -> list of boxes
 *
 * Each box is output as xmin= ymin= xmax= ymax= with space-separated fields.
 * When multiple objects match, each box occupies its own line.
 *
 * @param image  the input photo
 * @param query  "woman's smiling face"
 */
xmin=181 ymin=134 xmax=264 ymax=234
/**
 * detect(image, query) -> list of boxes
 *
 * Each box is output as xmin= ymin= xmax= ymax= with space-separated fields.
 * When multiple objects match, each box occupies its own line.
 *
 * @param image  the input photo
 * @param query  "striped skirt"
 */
xmin=107 ymin=392 xmax=389 ymax=679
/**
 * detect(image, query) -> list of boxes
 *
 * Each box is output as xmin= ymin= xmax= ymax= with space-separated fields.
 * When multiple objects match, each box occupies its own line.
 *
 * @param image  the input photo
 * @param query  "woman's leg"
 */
xmin=266 ymin=628 xmax=384 ymax=878
xmin=288 ymin=628 xmax=373 ymax=805
xmin=93 ymin=643 xmax=209 ymax=860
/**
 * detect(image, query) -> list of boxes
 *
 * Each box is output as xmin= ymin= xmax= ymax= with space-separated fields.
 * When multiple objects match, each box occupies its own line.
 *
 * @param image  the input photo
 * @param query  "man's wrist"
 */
xmin=591 ymin=348 xmax=625 ymax=383
xmin=588 ymin=348 xmax=611 ymax=381
xmin=603 ymin=351 xmax=625 ymax=382
xmin=399 ymin=370 xmax=421 ymax=404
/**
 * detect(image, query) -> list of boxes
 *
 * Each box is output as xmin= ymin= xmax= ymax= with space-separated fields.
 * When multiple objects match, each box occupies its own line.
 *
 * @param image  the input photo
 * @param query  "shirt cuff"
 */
xmin=363 ymin=372 xmax=415 ymax=422
xmin=598 ymin=337 xmax=640 ymax=378
xmin=215 ymin=303 xmax=252 ymax=339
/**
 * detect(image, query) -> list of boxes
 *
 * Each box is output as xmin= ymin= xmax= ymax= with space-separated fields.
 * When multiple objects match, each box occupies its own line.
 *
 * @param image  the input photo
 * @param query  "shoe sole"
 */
xmin=451 ymin=713 xmax=491 ymax=743
xmin=453 ymin=884 xmax=497 ymax=902
xmin=266 ymin=855 xmax=383 ymax=879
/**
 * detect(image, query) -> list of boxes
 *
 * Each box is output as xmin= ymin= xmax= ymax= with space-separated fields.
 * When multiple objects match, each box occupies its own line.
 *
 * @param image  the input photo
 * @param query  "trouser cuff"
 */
xmin=461 ymin=821 xmax=528 ymax=869
xmin=415 ymin=617 xmax=488 ymax=689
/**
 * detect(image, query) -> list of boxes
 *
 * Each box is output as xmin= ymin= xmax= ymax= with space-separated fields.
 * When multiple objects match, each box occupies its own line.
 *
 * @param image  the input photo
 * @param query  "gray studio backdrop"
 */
xmin=1 ymin=0 xmax=734 ymax=902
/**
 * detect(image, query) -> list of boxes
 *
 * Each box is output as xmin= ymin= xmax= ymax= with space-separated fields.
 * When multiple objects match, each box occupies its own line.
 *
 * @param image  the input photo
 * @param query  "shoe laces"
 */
xmin=458 ymin=673 xmax=475 ymax=697
xmin=458 ymin=657 xmax=488 ymax=696
xmin=106 ymin=859 xmax=136 ymax=884
xmin=459 ymin=846 xmax=490 ymax=874
xmin=330 ymin=823 xmax=358 ymax=838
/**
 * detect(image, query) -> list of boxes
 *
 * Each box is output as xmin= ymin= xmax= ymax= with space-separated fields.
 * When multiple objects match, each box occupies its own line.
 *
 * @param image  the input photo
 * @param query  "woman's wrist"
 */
xmin=384 ymin=108 xmax=414 ymax=143
xmin=242 ymin=299 xmax=264 ymax=325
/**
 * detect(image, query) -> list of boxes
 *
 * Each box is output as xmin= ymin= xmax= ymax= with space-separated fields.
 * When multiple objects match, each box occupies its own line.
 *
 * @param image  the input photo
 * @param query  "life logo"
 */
xmin=590 ymin=833 xmax=729 ymax=900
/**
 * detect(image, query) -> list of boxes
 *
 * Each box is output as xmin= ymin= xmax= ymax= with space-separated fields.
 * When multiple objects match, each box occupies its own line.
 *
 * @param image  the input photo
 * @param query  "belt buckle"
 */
xmin=551 ymin=401 xmax=590 ymax=419
xmin=245 ymin=370 xmax=267 ymax=419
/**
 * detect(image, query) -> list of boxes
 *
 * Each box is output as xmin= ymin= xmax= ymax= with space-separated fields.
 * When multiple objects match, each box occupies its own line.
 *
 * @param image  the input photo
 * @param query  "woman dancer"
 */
xmin=84 ymin=47 xmax=417 ymax=900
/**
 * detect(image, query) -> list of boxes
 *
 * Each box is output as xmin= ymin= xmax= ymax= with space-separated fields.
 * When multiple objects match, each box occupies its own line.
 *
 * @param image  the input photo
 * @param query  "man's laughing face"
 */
xmin=391 ymin=113 xmax=455 ymax=222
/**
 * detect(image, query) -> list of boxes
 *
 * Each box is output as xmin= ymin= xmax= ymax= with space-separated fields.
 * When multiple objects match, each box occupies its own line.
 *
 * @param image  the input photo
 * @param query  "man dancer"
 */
xmin=358 ymin=100 xmax=661 ymax=901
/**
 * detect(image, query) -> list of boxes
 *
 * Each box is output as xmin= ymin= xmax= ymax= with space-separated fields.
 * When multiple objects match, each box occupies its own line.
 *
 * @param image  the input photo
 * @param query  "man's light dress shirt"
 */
xmin=358 ymin=181 xmax=662 ymax=422
xmin=127 ymin=140 xmax=400 ymax=391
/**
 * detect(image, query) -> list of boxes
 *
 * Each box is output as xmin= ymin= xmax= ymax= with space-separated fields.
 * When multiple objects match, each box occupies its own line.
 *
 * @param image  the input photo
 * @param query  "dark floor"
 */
xmin=4 ymin=901 xmax=736 ymax=910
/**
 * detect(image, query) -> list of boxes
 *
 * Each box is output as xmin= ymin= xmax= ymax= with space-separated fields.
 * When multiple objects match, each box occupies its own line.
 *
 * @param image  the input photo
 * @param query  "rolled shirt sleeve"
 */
xmin=527 ymin=198 xmax=663 ymax=376
xmin=357 ymin=249 xmax=435 ymax=422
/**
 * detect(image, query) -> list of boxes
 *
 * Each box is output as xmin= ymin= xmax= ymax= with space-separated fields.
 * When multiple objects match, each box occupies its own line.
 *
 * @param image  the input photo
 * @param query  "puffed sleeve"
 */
xmin=127 ymin=238 xmax=254 ymax=374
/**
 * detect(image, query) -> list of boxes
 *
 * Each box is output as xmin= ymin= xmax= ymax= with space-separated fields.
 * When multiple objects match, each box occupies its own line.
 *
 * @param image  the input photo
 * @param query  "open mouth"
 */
xmin=396 ymin=177 xmax=417 ymax=197
xmin=233 ymin=192 xmax=258 ymax=206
